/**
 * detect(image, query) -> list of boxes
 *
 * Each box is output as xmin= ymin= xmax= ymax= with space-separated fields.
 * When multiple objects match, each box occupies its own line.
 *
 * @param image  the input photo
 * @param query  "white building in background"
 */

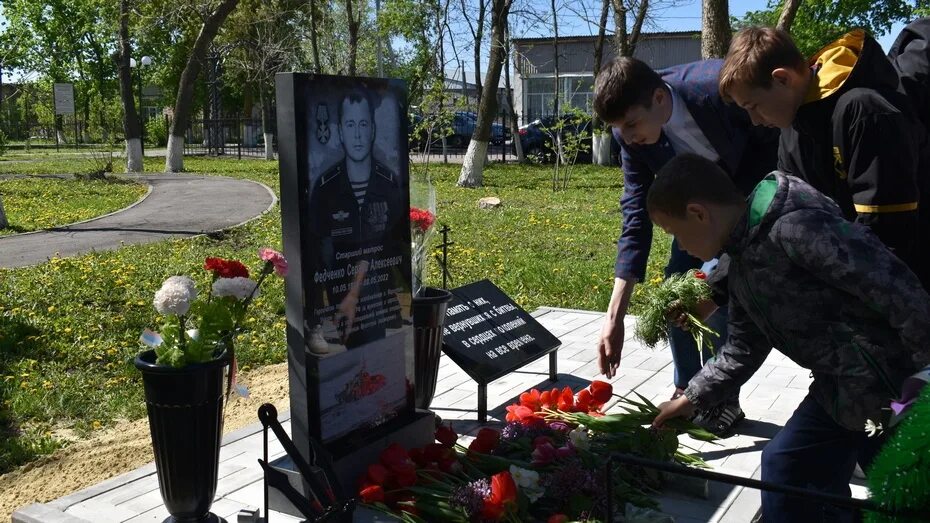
xmin=512 ymin=31 xmax=702 ymax=123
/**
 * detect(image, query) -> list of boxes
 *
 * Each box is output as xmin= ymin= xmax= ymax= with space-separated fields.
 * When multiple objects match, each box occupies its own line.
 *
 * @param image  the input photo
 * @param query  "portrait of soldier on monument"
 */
xmin=303 ymin=82 xmax=411 ymax=354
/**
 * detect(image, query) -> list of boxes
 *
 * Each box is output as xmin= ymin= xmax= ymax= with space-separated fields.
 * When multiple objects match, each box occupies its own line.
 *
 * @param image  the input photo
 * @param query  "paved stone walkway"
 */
xmin=0 ymin=175 xmax=276 ymax=269
xmin=12 ymin=308 xmax=867 ymax=523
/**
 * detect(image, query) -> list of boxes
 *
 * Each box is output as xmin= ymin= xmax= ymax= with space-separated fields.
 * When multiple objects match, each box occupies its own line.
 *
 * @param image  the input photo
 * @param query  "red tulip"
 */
xmin=469 ymin=427 xmax=500 ymax=454
xmin=558 ymin=386 xmax=575 ymax=411
xmin=532 ymin=442 xmax=558 ymax=465
xmin=367 ymin=463 xmax=389 ymax=485
xmin=589 ymin=380 xmax=613 ymax=405
xmin=575 ymin=388 xmax=592 ymax=412
xmin=435 ymin=424 xmax=458 ymax=447
xmin=408 ymin=447 xmax=427 ymax=467
xmin=423 ymin=443 xmax=452 ymax=463
xmin=380 ymin=443 xmax=415 ymax=474
xmin=481 ymin=471 xmax=517 ymax=520
xmin=359 ymin=485 xmax=384 ymax=503
xmin=519 ymin=388 xmax=542 ymax=410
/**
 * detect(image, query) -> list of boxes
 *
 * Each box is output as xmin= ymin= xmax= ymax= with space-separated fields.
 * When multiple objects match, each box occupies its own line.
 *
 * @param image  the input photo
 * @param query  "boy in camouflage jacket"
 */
xmin=648 ymin=154 xmax=930 ymax=523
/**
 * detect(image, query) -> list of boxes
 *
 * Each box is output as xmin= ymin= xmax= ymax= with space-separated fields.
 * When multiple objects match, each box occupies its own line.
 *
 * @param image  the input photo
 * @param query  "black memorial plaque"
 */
xmin=442 ymin=279 xmax=561 ymax=384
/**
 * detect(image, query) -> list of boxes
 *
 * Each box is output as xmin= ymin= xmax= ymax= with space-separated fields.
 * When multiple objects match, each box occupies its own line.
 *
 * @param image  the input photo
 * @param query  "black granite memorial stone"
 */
xmin=274 ymin=73 xmax=434 ymax=507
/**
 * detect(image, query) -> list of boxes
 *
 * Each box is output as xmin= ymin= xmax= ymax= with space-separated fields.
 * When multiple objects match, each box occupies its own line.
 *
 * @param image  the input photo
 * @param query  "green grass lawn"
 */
xmin=0 ymin=157 xmax=671 ymax=473
xmin=0 ymin=177 xmax=148 ymax=236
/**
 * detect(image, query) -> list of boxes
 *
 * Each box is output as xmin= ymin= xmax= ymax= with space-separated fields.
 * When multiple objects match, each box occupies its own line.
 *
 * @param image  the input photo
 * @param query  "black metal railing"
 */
xmin=183 ymin=117 xmax=277 ymax=159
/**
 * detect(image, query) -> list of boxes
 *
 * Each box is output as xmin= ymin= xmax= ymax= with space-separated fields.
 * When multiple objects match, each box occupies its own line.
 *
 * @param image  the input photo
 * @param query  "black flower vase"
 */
xmin=412 ymin=287 xmax=453 ymax=409
xmin=135 ymin=350 xmax=230 ymax=523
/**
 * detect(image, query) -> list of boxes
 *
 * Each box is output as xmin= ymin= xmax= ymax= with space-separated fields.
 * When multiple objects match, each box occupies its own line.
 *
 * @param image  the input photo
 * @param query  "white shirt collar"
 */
xmin=664 ymin=83 xmax=689 ymax=132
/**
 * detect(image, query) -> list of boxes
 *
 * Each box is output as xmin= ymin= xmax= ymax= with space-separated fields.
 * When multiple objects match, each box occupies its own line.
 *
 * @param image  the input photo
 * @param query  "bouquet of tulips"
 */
xmin=358 ymin=381 xmax=715 ymax=522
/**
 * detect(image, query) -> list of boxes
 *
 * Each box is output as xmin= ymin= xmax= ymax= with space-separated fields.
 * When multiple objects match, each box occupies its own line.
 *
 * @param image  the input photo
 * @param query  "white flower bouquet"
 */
xmin=142 ymin=248 xmax=288 ymax=368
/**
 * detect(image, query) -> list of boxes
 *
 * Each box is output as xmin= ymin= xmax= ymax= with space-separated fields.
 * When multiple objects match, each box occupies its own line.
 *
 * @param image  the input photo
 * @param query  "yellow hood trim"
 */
xmin=803 ymin=29 xmax=865 ymax=103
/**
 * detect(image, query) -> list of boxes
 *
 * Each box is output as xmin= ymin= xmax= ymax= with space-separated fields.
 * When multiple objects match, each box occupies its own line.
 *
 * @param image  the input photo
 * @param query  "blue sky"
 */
xmin=0 ymin=1 xmax=909 ymax=82
xmin=447 ymin=0 xmax=908 ymax=81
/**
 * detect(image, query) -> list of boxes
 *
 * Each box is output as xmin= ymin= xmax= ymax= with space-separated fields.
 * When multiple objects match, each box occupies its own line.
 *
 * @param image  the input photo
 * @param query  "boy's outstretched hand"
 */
xmin=652 ymin=395 xmax=696 ymax=428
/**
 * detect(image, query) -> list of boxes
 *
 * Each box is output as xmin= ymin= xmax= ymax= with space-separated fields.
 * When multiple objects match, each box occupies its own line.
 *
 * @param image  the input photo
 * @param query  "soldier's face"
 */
xmin=339 ymin=99 xmax=374 ymax=162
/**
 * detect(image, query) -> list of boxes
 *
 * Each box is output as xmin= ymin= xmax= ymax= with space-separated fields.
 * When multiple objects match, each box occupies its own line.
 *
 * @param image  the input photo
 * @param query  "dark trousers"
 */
xmin=665 ymin=240 xmax=730 ymax=390
xmin=760 ymin=394 xmax=886 ymax=522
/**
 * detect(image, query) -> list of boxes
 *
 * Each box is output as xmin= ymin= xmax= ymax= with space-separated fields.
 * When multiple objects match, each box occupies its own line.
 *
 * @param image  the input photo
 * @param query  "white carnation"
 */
xmin=212 ymin=277 xmax=259 ymax=301
xmin=154 ymin=276 xmax=198 ymax=315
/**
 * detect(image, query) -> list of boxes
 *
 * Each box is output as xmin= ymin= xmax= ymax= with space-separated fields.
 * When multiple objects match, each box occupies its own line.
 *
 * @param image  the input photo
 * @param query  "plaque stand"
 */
xmin=475 ymin=351 xmax=558 ymax=422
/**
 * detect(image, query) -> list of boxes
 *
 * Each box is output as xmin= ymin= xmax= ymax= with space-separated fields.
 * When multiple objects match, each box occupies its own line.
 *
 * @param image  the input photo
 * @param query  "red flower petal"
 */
xmin=435 ymin=424 xmax=457 ymax=447
xmin=359 ymin=484 xmax=385 ymax=503
xmin=576 ymin=389 xmax=592 ymax=412
xmin=589 ymin=380 xmax=613 ymax=405
xmin=367 ymin=463 xmax=389 ymax=485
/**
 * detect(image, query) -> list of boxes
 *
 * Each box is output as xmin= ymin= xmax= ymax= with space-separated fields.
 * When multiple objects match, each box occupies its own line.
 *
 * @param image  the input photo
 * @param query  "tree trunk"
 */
xmin=701 ymin=0 xmax=731 ymax=59
xmin=503 ymin=22 xmax=523 ymax=162
xmin=475 ymin=0 xmax=486 ymax=104
xmin=165 ymin=0 xmax=241 ymax=172
xmin=612 ymin=0 xmax=649 ymax=57
xmin=346 ymin=0 xmax=360 ymax=75
xmin=777 ymin=0 xmax=803 ymax=32
xmin=628 ymin=0 xmax=648 ymax=56
xmin=118 ymin=0 xmax=142 ymax=173
xmin=592 ymin=0 xmax=612 ymax=165
xmin=551 ymin=0 xmax=562 ymax=172
xmin=457 ymin=0 xmax=512 ymax=187
xmin=260 ymin=87 xmax=274 ymax=160
xmin=0 ymin=196 xmax=7 ymax=230
xmin=611 ymin=0 xmax=629 ymax=56
xmin=309 ymin=0 xmax=322 ymax=73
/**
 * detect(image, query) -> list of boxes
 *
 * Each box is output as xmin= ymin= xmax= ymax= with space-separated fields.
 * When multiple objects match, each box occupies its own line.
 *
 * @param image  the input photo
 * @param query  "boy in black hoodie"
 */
xmin=718 ymin=26 xmax=930 ymax=289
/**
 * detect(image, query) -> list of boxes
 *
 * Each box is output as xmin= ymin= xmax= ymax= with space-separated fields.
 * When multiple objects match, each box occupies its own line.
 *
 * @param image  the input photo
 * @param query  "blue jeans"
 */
xmin=761 ymin=394 xmax=886 ymax=522
xmin=664 ymin=240 xmax=729 ymax=390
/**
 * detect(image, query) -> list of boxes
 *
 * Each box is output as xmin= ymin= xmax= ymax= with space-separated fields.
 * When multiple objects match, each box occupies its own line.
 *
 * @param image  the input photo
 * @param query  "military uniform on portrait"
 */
xmin=305 ymin=157 xmax=404 ymax=348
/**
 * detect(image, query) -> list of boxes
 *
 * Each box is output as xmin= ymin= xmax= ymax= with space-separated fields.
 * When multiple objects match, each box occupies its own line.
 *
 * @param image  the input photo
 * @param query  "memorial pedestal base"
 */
xmin=267 ymin=410 xmax=436 ymax=520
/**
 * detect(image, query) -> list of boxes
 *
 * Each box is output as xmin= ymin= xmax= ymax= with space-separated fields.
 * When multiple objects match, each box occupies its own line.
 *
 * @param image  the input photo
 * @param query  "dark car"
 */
xmin=450 ymin=111 xmax=509 ymax=146
xmin=518 ymin=115 xmax=593 ymax=163
xmin=409 ymin=111 xmax=510 ymax=150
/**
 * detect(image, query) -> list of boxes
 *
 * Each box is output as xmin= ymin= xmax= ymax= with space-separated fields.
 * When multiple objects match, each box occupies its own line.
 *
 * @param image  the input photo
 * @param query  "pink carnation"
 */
xmin=259 ymin=248 xmax=288 ymax=277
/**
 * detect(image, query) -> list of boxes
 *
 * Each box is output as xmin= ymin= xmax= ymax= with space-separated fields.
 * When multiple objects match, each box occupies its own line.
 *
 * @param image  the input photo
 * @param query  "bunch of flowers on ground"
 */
xmin=142 ymin=248 xmax=288 ymax=369
xmin=359 ymin=381 xmax=715 ymax=522
xmin=634 ymin=269 xmax=719 ymax=353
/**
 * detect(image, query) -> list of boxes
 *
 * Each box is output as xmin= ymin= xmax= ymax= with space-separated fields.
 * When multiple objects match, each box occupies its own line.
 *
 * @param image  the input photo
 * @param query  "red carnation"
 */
xmin=409 ymin=207 xmax=435 ymax=233
xmin=204 ymin=257 xmax=250 ymax=279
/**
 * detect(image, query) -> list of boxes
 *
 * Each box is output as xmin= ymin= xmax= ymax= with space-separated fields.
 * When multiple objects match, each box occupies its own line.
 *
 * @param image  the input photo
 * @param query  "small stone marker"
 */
xmin=478 ymin=196 xmax=502 ymax=209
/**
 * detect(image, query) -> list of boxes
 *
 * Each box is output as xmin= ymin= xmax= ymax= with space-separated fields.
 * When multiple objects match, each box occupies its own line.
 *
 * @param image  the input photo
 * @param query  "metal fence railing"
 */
xmin=183 ymin=117 xmax=276 ymax=159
